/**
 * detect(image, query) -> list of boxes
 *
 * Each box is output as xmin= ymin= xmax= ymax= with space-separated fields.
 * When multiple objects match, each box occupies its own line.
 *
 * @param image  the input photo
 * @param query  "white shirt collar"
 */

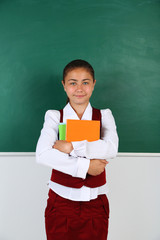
xmin=63 ymin=102 xmax=92 ymax=122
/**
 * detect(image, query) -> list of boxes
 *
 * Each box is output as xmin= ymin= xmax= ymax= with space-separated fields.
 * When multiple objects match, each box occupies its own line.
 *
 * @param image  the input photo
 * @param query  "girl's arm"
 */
xmin=69 ymin=109 xmax=119 ymax=160
xmin=35 ymin=110 xmax=90 ymax=179
xmin=52 ymin=140 xmax=109 ymax=176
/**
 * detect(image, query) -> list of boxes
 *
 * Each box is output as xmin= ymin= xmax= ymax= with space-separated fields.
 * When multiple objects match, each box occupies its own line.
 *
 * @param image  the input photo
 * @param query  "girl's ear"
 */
xmin=93 ymin=79 xmax=96 ymax=90
xmin=62 ymin=80 xmax=66 ymax=91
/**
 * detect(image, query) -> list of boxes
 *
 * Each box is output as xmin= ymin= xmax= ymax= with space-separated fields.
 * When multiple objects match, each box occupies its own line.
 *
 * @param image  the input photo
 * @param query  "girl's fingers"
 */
xmin=101 ymin=160 xmax=109 ymax=164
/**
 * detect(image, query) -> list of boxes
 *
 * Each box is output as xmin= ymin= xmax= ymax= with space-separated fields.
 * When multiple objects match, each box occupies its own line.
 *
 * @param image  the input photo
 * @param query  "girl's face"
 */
xmin=62 ymin=68 xmax=96 ymax=107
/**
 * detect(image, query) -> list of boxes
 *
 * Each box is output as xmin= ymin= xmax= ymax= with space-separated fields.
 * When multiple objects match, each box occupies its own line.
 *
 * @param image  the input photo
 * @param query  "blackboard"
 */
xmin=0 ymin=0 xmax=160 ymax=152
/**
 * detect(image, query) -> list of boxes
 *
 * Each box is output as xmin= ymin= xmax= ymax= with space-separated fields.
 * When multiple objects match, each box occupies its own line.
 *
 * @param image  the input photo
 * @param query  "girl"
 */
xmin=36 ymin=59 xmax=119 ymax=240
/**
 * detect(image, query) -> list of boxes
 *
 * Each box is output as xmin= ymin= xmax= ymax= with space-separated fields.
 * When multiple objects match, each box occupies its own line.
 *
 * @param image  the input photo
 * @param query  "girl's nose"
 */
xmin=76 ymin=84 xmax=83 ymax=91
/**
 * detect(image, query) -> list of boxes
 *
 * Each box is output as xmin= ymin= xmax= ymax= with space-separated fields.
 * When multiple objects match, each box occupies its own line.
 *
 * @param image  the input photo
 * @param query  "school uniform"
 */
xmin=36 ymin=102 xmax=118 ymax=240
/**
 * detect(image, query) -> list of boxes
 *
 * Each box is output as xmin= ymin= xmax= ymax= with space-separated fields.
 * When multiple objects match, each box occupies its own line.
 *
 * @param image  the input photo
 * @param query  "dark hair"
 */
xmin=63 ymin=59 xmax=95 ymax=82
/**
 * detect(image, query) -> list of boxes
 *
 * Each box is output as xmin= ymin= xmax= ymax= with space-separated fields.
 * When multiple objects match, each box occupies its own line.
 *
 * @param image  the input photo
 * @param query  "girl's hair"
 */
xmin=63 ymin=59 xmax=95 ymax=82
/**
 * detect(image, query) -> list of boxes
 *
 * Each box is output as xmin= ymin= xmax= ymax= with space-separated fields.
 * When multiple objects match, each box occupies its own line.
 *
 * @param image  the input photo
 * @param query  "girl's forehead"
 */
xmin=65 ymin=68 xmax=92 ymax=78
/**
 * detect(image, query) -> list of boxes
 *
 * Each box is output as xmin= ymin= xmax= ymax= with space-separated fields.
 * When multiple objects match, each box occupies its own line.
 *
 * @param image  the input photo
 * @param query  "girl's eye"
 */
xmin=70 ymin=82 xmax=76 ymax=85
xmin=83 ymin=82 xmax=88 ymax=85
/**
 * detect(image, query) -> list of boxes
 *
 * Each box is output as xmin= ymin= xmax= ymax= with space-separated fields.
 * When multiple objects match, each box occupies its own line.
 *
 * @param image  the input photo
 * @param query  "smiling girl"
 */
xmin=36 ymin=59 xmax=119 ymax=240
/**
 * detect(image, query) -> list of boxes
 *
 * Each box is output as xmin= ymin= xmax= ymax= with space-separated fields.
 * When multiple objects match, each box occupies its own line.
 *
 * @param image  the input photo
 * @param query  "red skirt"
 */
xmin=45 ymin=189 xmax=109 ymax=240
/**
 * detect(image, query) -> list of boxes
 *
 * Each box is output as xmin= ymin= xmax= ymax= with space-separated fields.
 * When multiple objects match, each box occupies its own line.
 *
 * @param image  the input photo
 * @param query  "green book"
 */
xmin=58 ymin=123 xmax=66 ymax=140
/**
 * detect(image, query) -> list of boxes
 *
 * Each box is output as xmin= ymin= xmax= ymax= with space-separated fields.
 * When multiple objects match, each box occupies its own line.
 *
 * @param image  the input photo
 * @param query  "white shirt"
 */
xmin=36 ymin=102 xmax=119 ymax=201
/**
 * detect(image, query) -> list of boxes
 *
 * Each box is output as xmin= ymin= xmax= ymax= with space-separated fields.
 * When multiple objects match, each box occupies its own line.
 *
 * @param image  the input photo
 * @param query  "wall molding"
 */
xmin=0 ymin=152 xmax=160 ymax=157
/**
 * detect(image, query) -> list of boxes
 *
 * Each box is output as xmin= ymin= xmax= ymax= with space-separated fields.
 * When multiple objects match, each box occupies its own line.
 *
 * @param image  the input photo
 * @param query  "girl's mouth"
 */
xmin=75 ymin=95 xmax=85 ymax=98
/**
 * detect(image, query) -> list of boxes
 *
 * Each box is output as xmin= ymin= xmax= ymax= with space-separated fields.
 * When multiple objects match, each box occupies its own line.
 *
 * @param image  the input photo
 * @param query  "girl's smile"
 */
xmin=74 ymin=95 xmax=86 ymax=97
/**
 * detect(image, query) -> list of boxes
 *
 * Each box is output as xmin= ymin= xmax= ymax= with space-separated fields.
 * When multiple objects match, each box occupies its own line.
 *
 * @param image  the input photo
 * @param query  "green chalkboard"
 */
xmin=0 ymin=0 xmax=160 ymax=152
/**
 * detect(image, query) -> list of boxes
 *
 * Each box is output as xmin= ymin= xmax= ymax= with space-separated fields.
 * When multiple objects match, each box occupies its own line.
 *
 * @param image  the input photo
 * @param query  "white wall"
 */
xmin=0 ymin=153 xmax=160 ymax=240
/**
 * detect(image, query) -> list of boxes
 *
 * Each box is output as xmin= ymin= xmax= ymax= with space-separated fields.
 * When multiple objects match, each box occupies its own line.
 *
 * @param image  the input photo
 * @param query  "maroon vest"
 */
xmin=50 ymin=107 xmax=106 ymax=188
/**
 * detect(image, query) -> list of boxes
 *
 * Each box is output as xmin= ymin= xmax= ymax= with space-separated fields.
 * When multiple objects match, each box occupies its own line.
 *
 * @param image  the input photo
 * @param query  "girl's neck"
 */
xmin=69 ymin=101 xmax=89 ymax=119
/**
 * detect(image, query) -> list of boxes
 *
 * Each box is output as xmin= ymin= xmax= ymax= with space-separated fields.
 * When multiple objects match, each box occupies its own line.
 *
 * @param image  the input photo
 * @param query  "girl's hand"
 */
xmin=88 ymin=159 xmax=108 ymax=176
xmin=53 ymin=140 xmax=73 ymax=154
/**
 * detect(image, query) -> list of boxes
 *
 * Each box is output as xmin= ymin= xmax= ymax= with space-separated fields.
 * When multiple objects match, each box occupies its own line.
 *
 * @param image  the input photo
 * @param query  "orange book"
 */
xmin=66 ymin=119 xmax=100 ymax=142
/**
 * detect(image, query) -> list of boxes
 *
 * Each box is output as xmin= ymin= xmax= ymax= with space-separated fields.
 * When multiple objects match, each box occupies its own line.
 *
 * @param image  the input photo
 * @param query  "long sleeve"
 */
xmin=36 ymin=110 xmax=90 ymax=179
xmin=70 ymin=109 xmax=119 ymax=160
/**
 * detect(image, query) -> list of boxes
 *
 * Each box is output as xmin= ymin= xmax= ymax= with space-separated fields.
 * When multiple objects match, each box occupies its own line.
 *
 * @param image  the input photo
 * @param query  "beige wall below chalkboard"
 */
xmin=0 ymin=153 xmax=160 ymax=240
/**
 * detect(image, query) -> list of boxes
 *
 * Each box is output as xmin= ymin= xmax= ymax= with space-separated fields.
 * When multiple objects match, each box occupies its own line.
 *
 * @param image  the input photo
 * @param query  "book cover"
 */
xmin=66 ymin=119 xmax=100 ymax=142
xmin=58 ymin=123 xmax=66 ymax=140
